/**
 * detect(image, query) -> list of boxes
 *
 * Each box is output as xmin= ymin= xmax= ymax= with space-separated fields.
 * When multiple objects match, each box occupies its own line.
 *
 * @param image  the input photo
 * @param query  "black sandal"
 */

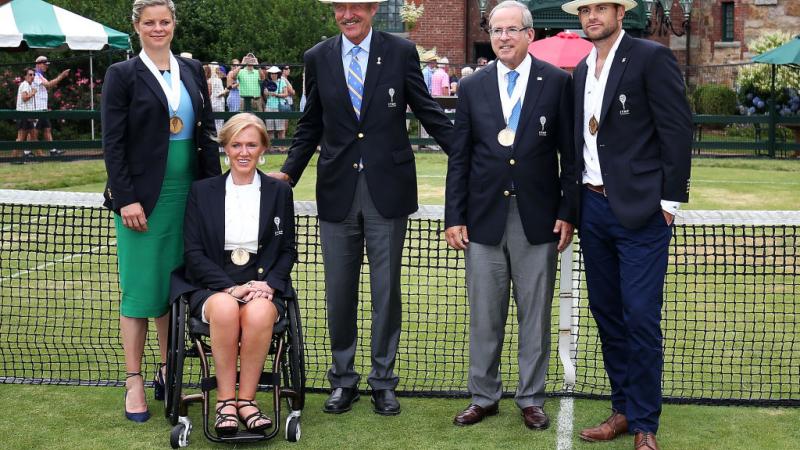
xmin=215 ymin=398 xmax=239 ymax=436
xmin=153 ymin=363 xmax=166 ymax=401
xmin=237 ymin=399 xmax=272 ymax=432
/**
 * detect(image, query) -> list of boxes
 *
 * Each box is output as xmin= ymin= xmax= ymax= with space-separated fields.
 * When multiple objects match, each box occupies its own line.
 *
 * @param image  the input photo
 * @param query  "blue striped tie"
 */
xmin=507 ymin=70 xmax=521 ymax=131
xmin=347 ymin=46 xmax=364 ymax=120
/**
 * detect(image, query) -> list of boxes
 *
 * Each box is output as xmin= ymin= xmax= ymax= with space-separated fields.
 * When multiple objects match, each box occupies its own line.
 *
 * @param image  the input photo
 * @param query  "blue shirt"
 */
xmin=161 ymin=71 xmax=195 ymax=141
xmin=341 ymin=28 xmax=372 ymax=83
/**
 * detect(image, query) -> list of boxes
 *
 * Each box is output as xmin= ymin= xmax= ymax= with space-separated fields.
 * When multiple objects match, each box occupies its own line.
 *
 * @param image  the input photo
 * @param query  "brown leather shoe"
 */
xmin=453 ymin=403 xmax=499 ymax=426
xmin=579 ymin=411 xmax=628 ymax=442
xmin=521 ymin=406 xmax=549 ymax=430
xmin=634 ymin=432 xmax=660 ymax=450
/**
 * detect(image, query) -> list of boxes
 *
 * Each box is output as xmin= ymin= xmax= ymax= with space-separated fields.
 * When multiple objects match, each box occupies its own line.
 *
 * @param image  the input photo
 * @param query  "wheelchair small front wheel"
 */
xmin=170 ymin=417 xmax=192 ymax=448
xmin=285 ymin=414 xmax=301 ymax=442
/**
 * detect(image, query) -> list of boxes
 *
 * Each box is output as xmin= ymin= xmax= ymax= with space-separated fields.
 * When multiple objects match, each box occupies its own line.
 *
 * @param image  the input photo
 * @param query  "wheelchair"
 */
xmin=164 ymin=287 xmax=305 ymax=448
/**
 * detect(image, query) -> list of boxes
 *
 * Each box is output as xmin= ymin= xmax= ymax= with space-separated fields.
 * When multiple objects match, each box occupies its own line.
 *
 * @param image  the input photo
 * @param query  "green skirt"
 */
xmin=115 ymin=139 xmax=197 ymax=318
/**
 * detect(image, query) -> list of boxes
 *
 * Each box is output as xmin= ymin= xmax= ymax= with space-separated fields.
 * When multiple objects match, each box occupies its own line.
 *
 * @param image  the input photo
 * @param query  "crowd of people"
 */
xmin=97 ymin=1 xmax=690 ymax=449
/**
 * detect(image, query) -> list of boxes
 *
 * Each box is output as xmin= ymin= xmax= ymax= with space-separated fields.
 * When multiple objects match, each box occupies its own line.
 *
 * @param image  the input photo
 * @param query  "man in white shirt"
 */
xmin=561 ymin=1 xmax=692 ymax=449
xmin=445 ymin=0 xmax=577 ymax=430
xmin=32 ymin=55 xmax=70 ymax=157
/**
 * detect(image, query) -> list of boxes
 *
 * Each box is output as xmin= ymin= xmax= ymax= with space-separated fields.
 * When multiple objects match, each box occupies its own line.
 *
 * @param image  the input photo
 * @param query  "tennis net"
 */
xmin=0 ymin=189 xmax=797 ymax=405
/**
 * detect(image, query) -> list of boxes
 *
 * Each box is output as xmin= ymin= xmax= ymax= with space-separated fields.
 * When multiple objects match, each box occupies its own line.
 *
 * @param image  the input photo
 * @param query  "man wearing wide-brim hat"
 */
xmin=270 ymin=0 xmax=454 ymax=417
xmin=561 ymin=1 xmax=692 ymax=449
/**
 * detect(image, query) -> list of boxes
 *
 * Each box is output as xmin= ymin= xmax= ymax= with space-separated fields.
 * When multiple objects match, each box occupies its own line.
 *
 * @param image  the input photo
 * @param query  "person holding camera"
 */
xmin=262 ymin=66 xmax=288 ymax=143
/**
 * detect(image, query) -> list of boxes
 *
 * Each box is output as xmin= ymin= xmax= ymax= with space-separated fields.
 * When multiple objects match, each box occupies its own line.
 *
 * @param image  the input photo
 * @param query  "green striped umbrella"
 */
xmin=0 ymin=0 xmax=130 ymax=50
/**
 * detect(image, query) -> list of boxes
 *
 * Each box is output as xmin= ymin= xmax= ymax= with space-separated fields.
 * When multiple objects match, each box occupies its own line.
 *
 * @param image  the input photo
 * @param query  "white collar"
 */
xmin=226 ymin=171 xmax=261 ymax=190
xmin=586 ymin=30 xmax=626 ymax=73
xmin=342 ymin=28 xmax=373 ymax=56
xmin=496 ymin=53 xmax=532 ymax=79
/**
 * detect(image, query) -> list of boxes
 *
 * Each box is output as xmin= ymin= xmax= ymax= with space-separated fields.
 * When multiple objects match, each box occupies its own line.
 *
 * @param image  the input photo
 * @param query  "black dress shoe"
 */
xmin=371 ymin=389 xmax=401 ymax=416
xmin=323 ymin=387 xmax=360 ymax=414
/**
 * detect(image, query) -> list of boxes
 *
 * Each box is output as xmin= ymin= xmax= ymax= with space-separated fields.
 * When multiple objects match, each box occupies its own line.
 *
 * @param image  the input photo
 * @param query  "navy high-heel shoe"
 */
xmin=153 ymin=363 xmax=166 ymax=401
xmin=125 ymin=372 xmax=151 ymax=423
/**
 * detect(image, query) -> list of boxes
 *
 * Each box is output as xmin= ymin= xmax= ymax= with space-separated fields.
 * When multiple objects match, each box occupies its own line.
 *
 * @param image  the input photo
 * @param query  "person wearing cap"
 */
xmin=270 ymin=0 xmax=454 ymax=417
xmin=31 ymin=55 xmax=70 ymax=157
xmin=561 ymin=1 xmax=692 ymax=449
xmin=263 ymin=66 xmax=289 ymax=141
xmin=237 ymin=54 xmax=263 ymax=112
xmin=421 ymin=53 xmax=437 ymax=95
xmin=431 ymin=57 xmax=450 ymax=97
xmin=445 ymin=0 xmax=577 ymax=431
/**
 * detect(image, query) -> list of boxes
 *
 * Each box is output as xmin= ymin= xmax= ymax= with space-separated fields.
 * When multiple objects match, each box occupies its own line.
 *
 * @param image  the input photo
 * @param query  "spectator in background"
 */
xmin=32 ymin=55 xmax=70 ymax=157
xmin=431 ymin=57 xmax=451 ymax=97
xmin=237 ymin=53 xmax=262 ymax=112
xmin=226 ymin=58 xmax=241 ymax=112
xmin=206 ymin=63 xmax=226 ymax=144
xmin=456 ymin=66 xmax=475 ymax=95
xmin=449 ymin=66 xmax=460 ymax=96
xmin=263 ymin=66 xmax=288 ymax=143
xmin=282 ymin=66 xmax=296 ymax=111
xmin=13 ymin=67 xmax=37 ymax=163
xmin=421 ymin=53 xmax=437 ymax=94
xmin=477 ymin=56 xmax=489 ymax=66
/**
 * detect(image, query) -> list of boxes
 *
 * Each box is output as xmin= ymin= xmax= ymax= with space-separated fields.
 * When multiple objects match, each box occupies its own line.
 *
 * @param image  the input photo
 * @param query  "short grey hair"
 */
xmin=132 ymin=0 xmax=176 ymax=24
xmin=488 ymin=0 xmax=534 ymax=29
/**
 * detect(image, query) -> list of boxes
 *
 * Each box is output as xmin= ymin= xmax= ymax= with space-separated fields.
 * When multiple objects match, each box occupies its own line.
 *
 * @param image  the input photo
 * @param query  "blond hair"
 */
xmin=132 ymin=0 xmax=176 ymax=23
xmin=217 ymin=113 xmax=271 ymax=149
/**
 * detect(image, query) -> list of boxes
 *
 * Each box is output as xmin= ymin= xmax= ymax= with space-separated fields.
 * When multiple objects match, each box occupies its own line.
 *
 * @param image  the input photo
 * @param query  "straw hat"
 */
xmin=437 ymin=57 xmax=449 ymax=67
xmin=267 ymin=66 xmax=281 ymax=74
xmin=561 ymin=0 xmax=638 ymax=15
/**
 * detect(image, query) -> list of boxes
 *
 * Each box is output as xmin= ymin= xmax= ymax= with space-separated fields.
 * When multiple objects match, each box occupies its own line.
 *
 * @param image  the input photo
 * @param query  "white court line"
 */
xmin=556 ymin=397 xmax=574 ymax=450
xmin=0 ymin=242 xmax=113 ymax=286
xmin=693 ymin=179 xmax=800 ymax=185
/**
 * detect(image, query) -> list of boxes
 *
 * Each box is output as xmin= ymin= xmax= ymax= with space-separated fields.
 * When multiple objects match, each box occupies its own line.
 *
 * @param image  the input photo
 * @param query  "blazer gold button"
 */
xmin=510 ymin=159 xmax=516 ymax=165
xmin=196 ymin=121 xmax=202 ymax=127
xmin=258 ymin=268 xmax=264 ymax=274
xmin=358 ymin=133 xmax=364 ymax=138
xmin=503 ymin=190 xmax=510 ymax=197
xmin=353 ymin=163 xmax=359 ymax=169
xmin=197 ymin=147 xmax=202 ymax=152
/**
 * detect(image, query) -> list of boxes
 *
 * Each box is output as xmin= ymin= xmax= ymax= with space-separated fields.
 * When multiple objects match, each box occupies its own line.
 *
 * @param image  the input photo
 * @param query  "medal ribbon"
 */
xmin=502 ymin=69 xmax=524 ymax=129
xmin=139 ymin=50 xmax=181 ymax=116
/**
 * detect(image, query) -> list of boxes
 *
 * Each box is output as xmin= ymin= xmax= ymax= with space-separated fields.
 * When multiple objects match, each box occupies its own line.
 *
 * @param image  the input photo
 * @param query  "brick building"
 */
xmin=373 ymin=0 xmax=799 ymax=67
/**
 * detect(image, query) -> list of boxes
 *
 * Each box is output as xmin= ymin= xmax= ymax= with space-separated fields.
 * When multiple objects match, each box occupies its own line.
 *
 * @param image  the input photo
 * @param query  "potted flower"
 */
xmin=400 ymin=1 xmax=425 ymax=32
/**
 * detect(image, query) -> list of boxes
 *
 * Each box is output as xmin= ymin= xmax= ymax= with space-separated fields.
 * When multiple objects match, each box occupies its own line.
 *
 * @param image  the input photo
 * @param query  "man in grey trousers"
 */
xmin=444 ymin=1 xmax=577 ymax=429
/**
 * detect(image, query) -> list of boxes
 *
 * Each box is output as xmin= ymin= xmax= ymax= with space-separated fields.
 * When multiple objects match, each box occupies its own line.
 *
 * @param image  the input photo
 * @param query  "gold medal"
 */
xmin=169 ymin=116 xmax=184 ymax=134
xmin=231 ymin=248 xmax=250 ymax=266
xmin=589 ymin=115 xmax=598 ymax=135
xmin=497 ymin=128 xmax=515 ymax=147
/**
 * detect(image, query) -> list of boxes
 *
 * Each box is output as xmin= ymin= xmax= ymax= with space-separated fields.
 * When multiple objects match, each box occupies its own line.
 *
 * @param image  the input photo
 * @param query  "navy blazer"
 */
xmin=169 ymin=171 xmax=296 ymax=301
xmin=281 ymin=31 xmax=454 ymax=222
xmin=101 ymin=55 xmax=221 ymax=216
xmin=572 ymin=34 xmax=692 ymax=229
xmin=445 ymin=57 xmax=578 ymax=246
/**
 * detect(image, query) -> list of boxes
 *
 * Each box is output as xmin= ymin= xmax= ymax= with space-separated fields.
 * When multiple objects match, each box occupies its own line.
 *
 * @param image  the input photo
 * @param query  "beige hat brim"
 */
xmin=561 ymin=0 xmax=638 ymax=16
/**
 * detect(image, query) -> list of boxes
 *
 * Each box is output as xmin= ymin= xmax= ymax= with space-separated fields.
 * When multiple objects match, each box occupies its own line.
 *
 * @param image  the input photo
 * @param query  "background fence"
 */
xmin=1 ymin=190 xmax=797 ymax=406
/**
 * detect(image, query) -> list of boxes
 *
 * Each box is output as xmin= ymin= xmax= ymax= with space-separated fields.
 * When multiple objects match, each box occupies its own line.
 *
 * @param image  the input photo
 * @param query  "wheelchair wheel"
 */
xmin=285 ymin=414 xmax=301 ymax=442
xmin=166 ymin=298 xmax=187 ymax=425
xmin=283 ymin=296 xmax=305 ymax=411
xmin=170 ymin=417 xmax=192 ymax=448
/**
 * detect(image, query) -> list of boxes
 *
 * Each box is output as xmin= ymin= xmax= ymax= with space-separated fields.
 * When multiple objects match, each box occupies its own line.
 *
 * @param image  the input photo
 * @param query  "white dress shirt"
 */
xmin=496 ymin=54 xmax=532 ymax=124
xmin=581 ymin=30 xmax=679 ymax=216
xmin=224 ymin=173 xmax=261 ymax=253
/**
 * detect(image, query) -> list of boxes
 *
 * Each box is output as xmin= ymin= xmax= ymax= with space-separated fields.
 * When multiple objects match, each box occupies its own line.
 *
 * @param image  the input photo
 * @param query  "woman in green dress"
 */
xmin=101 ymin=0 xmax=221 ymax=422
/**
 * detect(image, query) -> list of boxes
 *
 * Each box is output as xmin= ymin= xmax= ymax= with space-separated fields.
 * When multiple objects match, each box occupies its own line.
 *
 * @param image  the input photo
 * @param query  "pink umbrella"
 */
xmin=528 ymin=31 xmax=593 ymax=68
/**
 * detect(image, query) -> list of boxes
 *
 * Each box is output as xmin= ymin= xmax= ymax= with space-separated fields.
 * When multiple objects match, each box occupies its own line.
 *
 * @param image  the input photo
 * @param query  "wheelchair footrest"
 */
xmin=201 ymin=372 xmax=281 ymax=392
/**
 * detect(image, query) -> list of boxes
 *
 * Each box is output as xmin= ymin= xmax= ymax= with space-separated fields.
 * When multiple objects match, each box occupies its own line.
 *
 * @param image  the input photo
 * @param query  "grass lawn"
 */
xmin=1 ymin=154 xmax=798 ymax=209
xmin=1 ymin=385 xmax=798 ymax=450
xmin=1 ymin=155 xmax=798 ymax=449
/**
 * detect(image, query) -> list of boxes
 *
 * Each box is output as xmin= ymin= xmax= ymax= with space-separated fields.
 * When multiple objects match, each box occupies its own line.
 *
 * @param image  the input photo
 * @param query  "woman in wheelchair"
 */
xmin=170 ymin=113 xmax=295 ymax=436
